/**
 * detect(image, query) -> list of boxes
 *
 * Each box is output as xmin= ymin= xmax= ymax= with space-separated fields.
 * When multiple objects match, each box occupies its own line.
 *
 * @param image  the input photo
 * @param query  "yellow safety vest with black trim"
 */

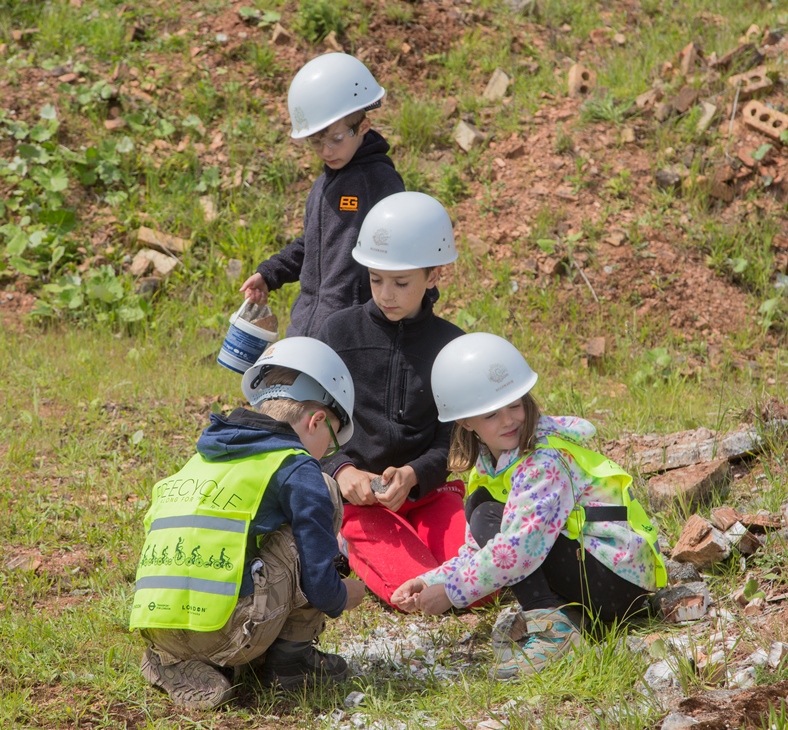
xmin=129 ymin=447 xmax=305 ymax=632
xmin=467 ymin=435 xmax=667 ymax=587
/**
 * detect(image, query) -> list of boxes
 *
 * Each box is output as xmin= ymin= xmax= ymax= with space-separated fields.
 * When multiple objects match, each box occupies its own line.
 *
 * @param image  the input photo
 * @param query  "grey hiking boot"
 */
xmin=490 ymin=607 xmax=583 ymax=680
xmin=141 ymin=647 xmax=236 ymax=710
xmin=258 ymin=639 xmax=349 ymax=689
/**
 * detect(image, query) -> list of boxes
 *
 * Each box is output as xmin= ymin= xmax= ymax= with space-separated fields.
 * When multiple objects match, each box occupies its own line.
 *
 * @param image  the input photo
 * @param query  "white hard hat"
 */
xmin=352 ymin=192 xmax=457 ymax=270
xmin=288 ymin=53 xmax=385 ymax=139
xmin=431 ymin=333 xmax=538 ymax=422
xmin=242 ymin=337 xmax=355 ymax=445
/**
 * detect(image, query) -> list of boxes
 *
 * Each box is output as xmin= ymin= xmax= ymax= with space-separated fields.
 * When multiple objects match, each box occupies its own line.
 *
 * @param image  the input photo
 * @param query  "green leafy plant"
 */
xmin=297 ymin=0 xmax=345 ymax=42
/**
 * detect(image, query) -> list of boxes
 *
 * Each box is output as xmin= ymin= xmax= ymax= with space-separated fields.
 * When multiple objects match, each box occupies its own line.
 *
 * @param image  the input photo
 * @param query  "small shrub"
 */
xmin=297 ymin=0 xmax=345 ymax=43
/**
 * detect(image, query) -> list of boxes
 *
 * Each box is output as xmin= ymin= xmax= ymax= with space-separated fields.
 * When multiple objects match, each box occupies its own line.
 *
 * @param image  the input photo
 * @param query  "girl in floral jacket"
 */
xmin=392 ymin=333 xmax=665 ymax=679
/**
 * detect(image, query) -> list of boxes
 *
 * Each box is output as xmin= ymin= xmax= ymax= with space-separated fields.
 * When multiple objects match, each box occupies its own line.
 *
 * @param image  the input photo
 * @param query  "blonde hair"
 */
xmin=343 ymin=110 xmax=367 ymax=129
xmin=447 ymin=393 xmax=541 ymax=473
xmin=255 ymin=366 xmax=333 ymax=425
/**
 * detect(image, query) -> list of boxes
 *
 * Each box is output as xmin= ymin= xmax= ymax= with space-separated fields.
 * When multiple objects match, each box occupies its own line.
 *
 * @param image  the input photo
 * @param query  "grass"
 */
xmin=1 ymin=0 xmax=788 ymax=727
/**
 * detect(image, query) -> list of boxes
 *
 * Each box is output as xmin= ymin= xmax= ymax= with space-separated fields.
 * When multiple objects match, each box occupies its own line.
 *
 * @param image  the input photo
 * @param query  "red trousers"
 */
xmin=342 ymin=480 xmax=467 ymax=608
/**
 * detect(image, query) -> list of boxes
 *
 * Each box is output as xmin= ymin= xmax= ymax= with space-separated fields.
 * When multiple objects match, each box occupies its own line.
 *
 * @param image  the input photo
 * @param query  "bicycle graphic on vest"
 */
xmin=205 ymin=548 xmax=233 ymax=571
xmin=173 ymin=537 xmax=186 ymax=566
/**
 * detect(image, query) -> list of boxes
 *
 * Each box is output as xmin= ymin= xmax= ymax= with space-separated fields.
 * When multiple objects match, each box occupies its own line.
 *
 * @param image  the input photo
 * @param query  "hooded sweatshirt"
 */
xmin=316 ymin=296 xmax=464 ymax=499
xmin=256 ymin=130 xmax=405 ymax=338
xmin=420 ymin=415 xmax=660 ymax=608
xmin=196 ymin=408 xmax=347 ymax=618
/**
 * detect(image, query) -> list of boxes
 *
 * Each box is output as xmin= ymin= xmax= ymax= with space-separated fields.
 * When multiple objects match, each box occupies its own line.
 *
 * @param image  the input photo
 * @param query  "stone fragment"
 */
xmin=655 ymin=102 xmax=674 ymax=122
xmin=199 ymin=196 xmax=217 ymax=222
xmin=476 ymin=721 xmax=506 ymax=730
xmin=655 ymin=168 xmax=682 ymax=192
xmin=673 ymin=86 xmax=699 ymax=114
xmin=607 ymin=424 xmax=781 ymax=475
xmin=135 ymin=276 xmax=161 ymax=298
xmin=728 ymin=667 xmax=756 ymax=688
xmin=567 ymin=64 xmax=596 ymax=97
xmin=605 ymin=228 xmax=627 ymax=246
xmin=466 ymin=233 xmax=490 ymax=256
xmin=0 ymin=43 xmax=7 ymax=57
xmin=723 ymin=522 xmax=761 ymax=555
xmin=506 ymin=0 xmax=538 ymax=15
xmin=620 ymin=126 xmax=636 ymax=143
xmin=635 ymin=87 xmax=664 ymax=109
xmin=5 ymin=554 xmax=42 ymax=571
xmin=453 ymin=120 xmax=486 ymax=152
xmin=613 ymin=32 xmax=626 ymax=46
xmin=672 ymin=514 xmax=731 ymax=568
xmin=133 ymin=248 xmax=178 ymax=277
xmin=324 ymin=30 xmax=342 ymax=52
xmin=58 ymin=72 xmax=78 ymax=84
xmin=679 ymin=42 xmax=700 ymax=76
xmin=585 ymin=336 xmax=605 ymax=365
xmin=741 ymin=100 xmax=788 ymax=141
xmin=739 ymin=511 xmax=782 ymax=531
xmin=370 ymin=476 xmax=389 ymax=494
xmin=652 ymin=580 xmax=711 ymax=623
xmin=104 ymin=118 xmax=127 ymax=131
xmin=747 ymin=648 xmax=769 ymax=666
xmin=11 ymin=28 xmax=39 ymax=42
xmin=728 ymin=65 xmax=773 ymax=101
xmin=643 ymin=660 xmax=679 ymax=689
xmin=743 ymin=596 xmax=765 ymax=616
xmin=697 ymin=102 xmax=718 ymax=133
xmin=661 ymin=712 xmax=699 ymax=729
xmin=664 ymin=558 xmax=701 ymax=585
xmin=710 ymin=168 xmax=735 ymax=202
xmin=711 ymin=43 xmax=763 ymax=73
xmin=483 ymin=68 xmax=512 ymax=102
xmin=136 ymin=226 xmax=191 ymax=255
xmin=344 ymin=691 xmax=365 ymax=708
xmin=442 ymin=97 xmax=458 ymax=118
xmin=226 ymin=258 xmax=242 ymax=280
xmin=710 ymin=506 xmax=741 ymax=532
xmin=647 ymin=460 xmax=730 ymax=512
xmin=767 ymin=641 xmax=788 ymax=669
xmin=130 ymin=252 xmax=153 ymax=276
xmin=271 ymin=23 xmax=291 ymax=45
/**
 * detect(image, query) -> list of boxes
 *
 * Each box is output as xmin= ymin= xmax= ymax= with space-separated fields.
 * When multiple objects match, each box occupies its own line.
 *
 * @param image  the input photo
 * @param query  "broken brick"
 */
xmin=648 ymin=459 xmax=730 ymax=512
xmin=741 ymin=100 xmax=788 ymax=141
xmin=567 ymin=64 xmax=596 ymax=97
xmin=728 ymin=65 xmax=773 ymax=101
xmin=672 ymin=514 xmax=731 ymax=568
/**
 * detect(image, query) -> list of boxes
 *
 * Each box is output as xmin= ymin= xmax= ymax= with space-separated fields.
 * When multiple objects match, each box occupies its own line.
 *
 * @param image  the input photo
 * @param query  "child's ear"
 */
xmin=457 ymin=418 xmax=473 ymax=433
xmin=308 ymin=409 xmax=326 ymax=433
xmin=358 ymin=117 xmax=371 ymax=136
xmin=426 ymin=266 xmax=441 ymax=288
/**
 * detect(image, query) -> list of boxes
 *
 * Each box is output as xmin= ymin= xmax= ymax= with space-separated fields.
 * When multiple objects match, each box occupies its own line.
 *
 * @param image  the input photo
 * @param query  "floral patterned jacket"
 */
xmin=420 ymin=415 xmax=659 ymax=608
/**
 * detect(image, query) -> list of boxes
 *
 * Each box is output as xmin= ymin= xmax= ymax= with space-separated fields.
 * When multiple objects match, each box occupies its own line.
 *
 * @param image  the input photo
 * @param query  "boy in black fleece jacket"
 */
xmin=316 ymin=192 xmax=467 ymax=608
xmin=130 ymin=338 xmax=365 ymax=708
xmin=240 ymin=52 xmax=405 ymax=337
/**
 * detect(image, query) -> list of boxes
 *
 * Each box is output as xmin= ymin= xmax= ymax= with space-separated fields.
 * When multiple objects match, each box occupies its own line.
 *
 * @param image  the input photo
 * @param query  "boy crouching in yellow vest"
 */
xmin=129 ymin=337 xmax=365 ymax=709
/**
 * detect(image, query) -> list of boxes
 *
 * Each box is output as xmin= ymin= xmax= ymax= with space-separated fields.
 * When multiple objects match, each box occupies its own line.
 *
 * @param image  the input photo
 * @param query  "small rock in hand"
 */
xmin=370 ymin=476 xmax=389 ymax=494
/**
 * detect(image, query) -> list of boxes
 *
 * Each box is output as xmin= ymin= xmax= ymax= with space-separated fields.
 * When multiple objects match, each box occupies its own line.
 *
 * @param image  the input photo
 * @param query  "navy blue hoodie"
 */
xmin=256 ymin=130 xmax=405 ymax=338
xmin=196 ymin=408 xmax=347 ymax=618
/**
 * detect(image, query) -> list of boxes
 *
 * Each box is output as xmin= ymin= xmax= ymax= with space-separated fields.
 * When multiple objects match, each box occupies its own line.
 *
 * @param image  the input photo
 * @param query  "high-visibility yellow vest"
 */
xmin=467 ymin=435 xmax=667 ymax=587
xmin=129 ymin=447 xmax=305 ymax=632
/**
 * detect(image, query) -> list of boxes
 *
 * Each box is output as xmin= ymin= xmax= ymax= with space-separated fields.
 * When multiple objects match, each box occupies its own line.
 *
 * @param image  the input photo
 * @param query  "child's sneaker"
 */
xmin=259 ymin=639 xmax=349 ymax=689
xmin=490 ymin=607 xmax=583 ymax=680
xmin=141 ymin=647 xmax=235 ymax=710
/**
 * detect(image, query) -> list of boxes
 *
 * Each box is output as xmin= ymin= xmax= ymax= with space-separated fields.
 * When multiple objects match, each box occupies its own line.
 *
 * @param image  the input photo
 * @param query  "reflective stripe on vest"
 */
xmin=467 ymin=436 xmax=667 ymax=588
xmin=129 ymin=448 xmax=305 ymax=632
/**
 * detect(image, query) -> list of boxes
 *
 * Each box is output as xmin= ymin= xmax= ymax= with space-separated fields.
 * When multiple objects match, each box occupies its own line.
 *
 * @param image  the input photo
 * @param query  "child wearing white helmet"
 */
xmin=392 ymin=333 xmax=667 ymax=679
xmin=315 ymin=191 xmax=470 ymax=609
xmin=130 ymin=337 xmax=366 ymax=707
xmin=240 ymin=52 xmax=405 ymax=337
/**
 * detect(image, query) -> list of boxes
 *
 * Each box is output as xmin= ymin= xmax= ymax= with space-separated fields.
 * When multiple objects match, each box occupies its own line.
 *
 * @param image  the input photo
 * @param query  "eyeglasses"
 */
xmin=312 ymin=412 xmax=341 ymax=458
xmin=306 ymin=123 xmax=359 ymax=151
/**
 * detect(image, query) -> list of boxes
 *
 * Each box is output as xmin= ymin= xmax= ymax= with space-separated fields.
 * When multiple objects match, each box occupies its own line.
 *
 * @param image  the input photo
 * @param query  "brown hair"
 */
xmin=255 ymin=366 xmax=333 ymax=425
xmin=447 ymin=392 xmax=541 ymax=473
xmin=343 ymin=110 xmax=367 ymax=129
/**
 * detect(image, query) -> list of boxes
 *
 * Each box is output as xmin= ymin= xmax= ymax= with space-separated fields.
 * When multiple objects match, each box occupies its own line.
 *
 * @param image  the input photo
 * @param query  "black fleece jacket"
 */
xmin=256 ymin=130 xmax=404 ymax=338
xmin=316 ymin=297 xmax=464 ymax=500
